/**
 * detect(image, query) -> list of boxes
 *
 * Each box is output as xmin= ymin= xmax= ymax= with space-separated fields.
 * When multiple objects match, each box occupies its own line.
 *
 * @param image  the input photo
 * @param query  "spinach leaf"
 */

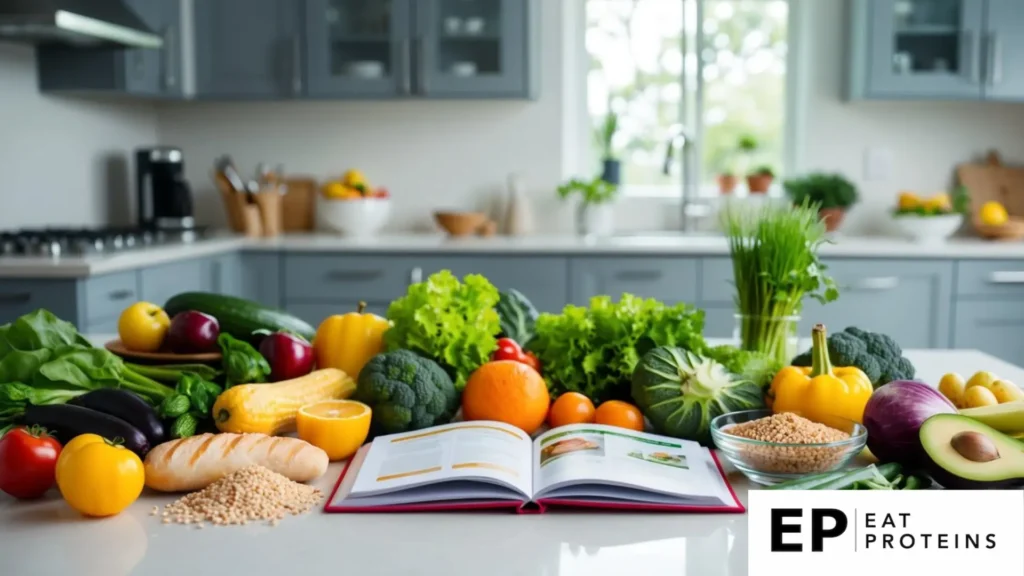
xmin=175 ymin=372 xmax=222 ymax=414
xmin=0 ymin=382 xmax=85 ymax=420
xmin=218 ymin=333 xmax=270 ymax=387
xmin=6 ymin=310 xmax=82 ymax=351
xmin=0 ymin=349 xmax=53 ymax=383
xmin=0 ymin=324 xmax=12 ymax=360
xmin=35 ymin=348 xmax=123 ymax=391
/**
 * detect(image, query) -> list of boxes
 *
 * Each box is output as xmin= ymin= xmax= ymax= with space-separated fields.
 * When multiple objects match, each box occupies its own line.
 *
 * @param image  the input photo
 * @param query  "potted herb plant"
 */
xmin=747 ymin=165 xmax=775 ymax=195
xmin=596 ymin=111 xmax=621 ymax=186
xmin=784 ymin=172 xmax=859 ymax=232
xmin=718 ymin=171 xmax=738 ymax=195
xmin=557 ymin=176 xmax=619 ymax=237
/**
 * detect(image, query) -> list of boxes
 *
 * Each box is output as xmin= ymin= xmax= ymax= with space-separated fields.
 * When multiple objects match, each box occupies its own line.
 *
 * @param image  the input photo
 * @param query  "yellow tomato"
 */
xmin=117 ymin=302 xmax=169 ymax=352
xmin=938 ymin=372 xmax=966 ymax=408
xmin=979 ymin=201 xmax=1009 ymax=226
xmin=963 ymin=385 xmax=999 ymax=409
xmin=991 ymin=380 xmax=1024 ymax=404
xmin=296 ymin=400 xmax=371 ymax=461
xmin=56 ymin=436 xmax=144 ymax=517
xmin=966 ymin=370 xmax=999 ymax=390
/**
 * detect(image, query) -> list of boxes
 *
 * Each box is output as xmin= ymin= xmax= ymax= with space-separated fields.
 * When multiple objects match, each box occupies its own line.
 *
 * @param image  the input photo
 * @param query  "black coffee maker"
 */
xmin=136 ymin=147 xmax=194 ymax=231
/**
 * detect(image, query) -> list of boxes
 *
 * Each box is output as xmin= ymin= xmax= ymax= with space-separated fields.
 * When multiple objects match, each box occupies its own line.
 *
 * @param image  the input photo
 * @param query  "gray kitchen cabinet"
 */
xmin=37 ymin=0 xmax=183 ymax=97
xmin=212 ymin=254 xmax=243 ymax=298
xmin=286 ymin=301 xmax=387 ymax=327
xmin=953 ymin=301 xmax=1024 ymax=365
xmin=83 ymin=272 xmax=141 ymax=325
xmin=984 ymin=0 xmax=1024 ymax=101
xmin=194 ymin=0 xmax=305 ymax=99
xmin=417 ymin=0 xmax=537 ymax=98
xmin=419 ymin=256 xmax=569 ymax=313
xmin=240 ymin=253 xmax=283 ymax=308
xmin=0 ymin=280 xmax=80 ymax=326
xmin=140 ymin=259 xmax=217 ymax=307
xmin=569 ymin=258 xmax=699 ymax=307
xmin=283 ymin=254 xmax=417 ymax=302
xmin=305 ymin=0 xmax=414 ymax=97
xmin=703 ymin=307 xmax=737 ymax=340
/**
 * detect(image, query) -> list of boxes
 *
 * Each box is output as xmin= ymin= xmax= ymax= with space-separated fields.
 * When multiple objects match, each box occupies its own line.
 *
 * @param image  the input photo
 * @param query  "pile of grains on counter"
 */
xmin=724 ymin=412 xmax=852 ymax=474
xmin=160 ymin=465 xmax=323 ymax=528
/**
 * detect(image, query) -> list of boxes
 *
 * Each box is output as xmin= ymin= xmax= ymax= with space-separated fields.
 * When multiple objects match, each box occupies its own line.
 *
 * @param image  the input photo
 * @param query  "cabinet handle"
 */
xmin=0 ymin=293 xmax=31 ymax=304
xmin=849 ymin=277 xmax=899 ymax=291
xmin=325 ymin=270 xmax=383 ymax=282
xmin=163 ymin=25 xmax=177 ymax=89
xmin=108 ymin=289 xmax=134 ymax=301
xmin=988 ymin=271 xmax=1024 ymax=284
xmin=399 ymin=39 xmax=412 ymax=94
xmin=962 ymin=30 xmax=978 ymax=84
xmin=291 ymin=35 xmax=303 ymax=95
xmin=415 ymin=36 xmax=427 ymax=94
xmin=613 ymin=270 xmax=663 ymax=282
xmin=989 ymin=33 xmax=1003 ymax=86
xmin=409 ymin=267 xmax=423 ymax=285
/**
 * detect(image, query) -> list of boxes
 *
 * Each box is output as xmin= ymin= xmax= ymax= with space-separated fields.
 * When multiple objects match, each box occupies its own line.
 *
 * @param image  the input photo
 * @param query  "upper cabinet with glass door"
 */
xmin=416 ymin=0 xmax=538 ymax=98
xmin=848 ymin=0 xmax=1024 ymax=101
xmin=305 ymin=0 xmax=414 ymax=97
xmin=849 ymin=0 xmax=985 ymax=99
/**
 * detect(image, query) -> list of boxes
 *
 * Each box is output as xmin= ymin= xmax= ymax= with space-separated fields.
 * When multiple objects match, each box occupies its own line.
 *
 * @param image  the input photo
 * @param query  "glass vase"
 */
xmin=733 ymin=314 xmax=801 ymax=367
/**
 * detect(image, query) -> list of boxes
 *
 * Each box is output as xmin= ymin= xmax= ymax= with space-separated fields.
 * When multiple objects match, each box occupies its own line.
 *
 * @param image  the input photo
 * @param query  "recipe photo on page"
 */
xmin=531 ymin=423 xmax=733 ymax=506
xmin=340 ymin=421 xmax=535 ymax=506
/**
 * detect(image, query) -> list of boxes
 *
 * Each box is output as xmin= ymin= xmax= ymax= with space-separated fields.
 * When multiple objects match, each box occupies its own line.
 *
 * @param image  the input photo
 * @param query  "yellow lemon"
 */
xmin=925 ymin=193 xmax=951 ymax=212
xmin=342 ymin=169 xmax=367 ymax=188
xmin=979 ymin=201 xmax=1009 ymax=226
xmin=322 ymin=181 xmax=347 ymax=199
xmin=897 ymin=191 xmax=920 ymax=211
xmin=296 ymin=400 xmax=372 ymax=461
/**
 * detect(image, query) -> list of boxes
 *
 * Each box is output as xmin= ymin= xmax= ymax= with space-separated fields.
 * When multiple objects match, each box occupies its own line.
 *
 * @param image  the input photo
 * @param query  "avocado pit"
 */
xmin=951 ymin=431 xmax=1000 ymax=463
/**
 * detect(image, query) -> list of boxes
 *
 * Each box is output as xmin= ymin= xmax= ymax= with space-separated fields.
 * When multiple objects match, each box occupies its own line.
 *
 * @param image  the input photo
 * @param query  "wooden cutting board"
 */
xmin=957 ymin=151 xmax=1024 ymax=217
xmin=281 ymin=177 xmax=318 ymax=232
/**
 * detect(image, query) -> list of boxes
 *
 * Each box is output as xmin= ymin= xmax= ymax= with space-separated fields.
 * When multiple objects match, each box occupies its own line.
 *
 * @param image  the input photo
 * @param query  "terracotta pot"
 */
xmin=819 ymin=208 xmax=846 ymax=232
xmin=718 ymin=174 xmax=738 ymax=195
xmin=746 ymin=174 xmax=774 ymax=194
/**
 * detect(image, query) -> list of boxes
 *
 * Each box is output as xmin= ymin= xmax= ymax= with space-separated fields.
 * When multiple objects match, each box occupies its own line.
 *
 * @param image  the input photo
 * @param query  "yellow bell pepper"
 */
xmin=767 ymin=324 xmax=873 ymax=425
xmin=314 ymin=302 xmax=390 ymax=380
xmin=55 ymin=434 xmax=144 ymax=517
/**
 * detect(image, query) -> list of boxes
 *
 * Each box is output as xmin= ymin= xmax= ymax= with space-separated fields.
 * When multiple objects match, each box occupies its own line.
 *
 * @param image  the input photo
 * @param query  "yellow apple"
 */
xmin=117 ymin=302 xmax=170 ymax=352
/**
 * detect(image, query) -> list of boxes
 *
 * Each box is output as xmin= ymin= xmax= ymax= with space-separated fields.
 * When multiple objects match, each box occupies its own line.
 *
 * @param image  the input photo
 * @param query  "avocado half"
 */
xmin=920 ymin=413 xmax=1024 ymax=489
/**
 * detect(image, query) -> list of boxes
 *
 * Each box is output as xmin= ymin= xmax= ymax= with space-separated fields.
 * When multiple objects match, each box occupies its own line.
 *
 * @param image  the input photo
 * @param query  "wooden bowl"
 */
xmin=105 ymin=339 xmax=222 ymax=363
xmin=975 ymin=217 xmax=1024 ymax=241
xmin=434 ymin=211 xmax=488 ymax=237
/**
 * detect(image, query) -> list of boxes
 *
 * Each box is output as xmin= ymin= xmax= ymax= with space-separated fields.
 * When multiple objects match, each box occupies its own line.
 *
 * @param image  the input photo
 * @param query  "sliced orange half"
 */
xmin=296 ymin=400 xmax=372 ymax=461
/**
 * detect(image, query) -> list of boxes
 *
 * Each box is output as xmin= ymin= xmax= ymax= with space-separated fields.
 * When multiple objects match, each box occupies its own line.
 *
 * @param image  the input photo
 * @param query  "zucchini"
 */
xmin=164 ymin=292 xmax=315 ymax=342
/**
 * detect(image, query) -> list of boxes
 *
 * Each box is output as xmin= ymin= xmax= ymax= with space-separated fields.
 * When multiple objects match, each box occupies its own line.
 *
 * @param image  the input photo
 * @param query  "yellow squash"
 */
xmin=213 ymin=368 xmax=356 ymax=435
xmin=767 ymin=324 xmax=874 ymax=425
xmin=314 ymin=302 xmax=390 ymax=380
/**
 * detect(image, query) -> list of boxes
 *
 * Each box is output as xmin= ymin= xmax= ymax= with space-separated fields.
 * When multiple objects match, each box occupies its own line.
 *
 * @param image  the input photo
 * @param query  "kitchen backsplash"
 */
xmin=2 ymin=0 xmax=1024 ymax=235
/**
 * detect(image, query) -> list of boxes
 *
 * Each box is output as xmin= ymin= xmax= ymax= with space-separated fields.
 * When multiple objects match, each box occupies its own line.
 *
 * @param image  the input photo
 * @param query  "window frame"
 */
xmin=570 ymin=0 xmax=810 ymax=199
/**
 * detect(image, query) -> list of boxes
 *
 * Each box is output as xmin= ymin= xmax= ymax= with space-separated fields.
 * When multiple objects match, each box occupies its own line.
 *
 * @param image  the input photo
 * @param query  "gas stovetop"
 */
xmin=0 ymin=227 xmax=205 ymax=258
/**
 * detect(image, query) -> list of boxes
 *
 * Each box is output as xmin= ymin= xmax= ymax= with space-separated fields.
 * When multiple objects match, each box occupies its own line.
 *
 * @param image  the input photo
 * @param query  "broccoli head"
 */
xmin=790 ymin=327 xmax=913 ymax=388
xmin=355 ymin=349 xmax=459 ymax=435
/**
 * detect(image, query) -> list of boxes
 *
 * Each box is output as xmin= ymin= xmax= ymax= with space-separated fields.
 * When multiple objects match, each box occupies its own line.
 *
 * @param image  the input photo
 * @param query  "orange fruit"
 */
xmin=296 ymin=400 xmax=372 ymax=461
xmin=594 ymin=400 xmax=644 ymax=431
xmin=548 ymin=392 xmax=596 ymax=428
xmin=462 ymin=361 xmax=550 ymax=435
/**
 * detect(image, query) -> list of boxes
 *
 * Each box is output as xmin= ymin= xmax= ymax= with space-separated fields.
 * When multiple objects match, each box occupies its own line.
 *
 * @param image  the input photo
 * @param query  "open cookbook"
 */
xmin=325 ymin=420 xmax=743 ymax=513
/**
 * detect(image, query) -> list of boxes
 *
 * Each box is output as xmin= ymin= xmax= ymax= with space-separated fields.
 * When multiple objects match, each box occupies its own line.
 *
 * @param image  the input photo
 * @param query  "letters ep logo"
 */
xmin=748 ymin=490 xmax=1024 ymax=576
xmin=770 ymin=508 xmax=847 ymax=552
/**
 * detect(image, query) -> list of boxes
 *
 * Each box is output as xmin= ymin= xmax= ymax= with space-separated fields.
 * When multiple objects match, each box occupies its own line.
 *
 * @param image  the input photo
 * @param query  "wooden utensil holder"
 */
xmin=216 ymin=174 xmax=284 ymax=237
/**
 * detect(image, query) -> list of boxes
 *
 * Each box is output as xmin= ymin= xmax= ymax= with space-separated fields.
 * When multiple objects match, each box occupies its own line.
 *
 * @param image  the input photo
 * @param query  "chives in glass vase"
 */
xmin=721 ymin=200 xmax=839 ymax=366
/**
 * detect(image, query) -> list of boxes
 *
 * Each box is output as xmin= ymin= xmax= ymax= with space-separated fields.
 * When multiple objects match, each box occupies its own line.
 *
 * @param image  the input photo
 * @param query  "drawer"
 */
xmin=240 ymin=253 xmax=281 ymax=307
xmin=569 ymin=257 xmax=699 ymax=306
xmin=140 ymin=259 xmax=215 ymax=307
xmin=84 ymin=316 xmax=121 ymax=337
xmin=83 ymin=271 xmax=139 ymax=322
xmin=956 ymin=260 xmax=1024 ymax=298
xmin=0 ymin=279 xmax=79 ymax=325
xmin=419 ymin=257 xmax=569 ymax=313
xmin=285 ymin=301 xmax=389 ymax=327
xmin=284 ymin=255 xmax=419 ymax=302
xmin=700 ymin=258 xmax=734 ymax=303
xmin=953 ymin=300 xmax=1024 ymax=366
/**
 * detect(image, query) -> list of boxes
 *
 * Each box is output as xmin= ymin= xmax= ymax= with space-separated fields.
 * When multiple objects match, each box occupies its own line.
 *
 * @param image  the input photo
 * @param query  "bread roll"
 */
xmin=144 ymin=433 xmax=329 ymax=492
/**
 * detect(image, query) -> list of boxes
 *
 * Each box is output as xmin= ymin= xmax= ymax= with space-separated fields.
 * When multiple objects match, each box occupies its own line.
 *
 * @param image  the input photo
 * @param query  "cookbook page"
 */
xmin=531 ymin=424 xmax=724 ymax=501
xmin=348 ymin=420 xmax=534 ymax=499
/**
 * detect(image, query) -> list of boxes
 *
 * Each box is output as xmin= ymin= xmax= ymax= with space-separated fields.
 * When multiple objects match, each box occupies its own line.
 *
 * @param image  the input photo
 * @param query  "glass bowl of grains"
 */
xmin=711 ymin=410 xmax=867 ymax=485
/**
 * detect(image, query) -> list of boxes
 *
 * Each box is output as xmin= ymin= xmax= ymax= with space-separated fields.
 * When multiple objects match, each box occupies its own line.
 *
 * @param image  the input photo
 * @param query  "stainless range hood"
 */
xmin=0 ymin=0 xmax=162 ymax=49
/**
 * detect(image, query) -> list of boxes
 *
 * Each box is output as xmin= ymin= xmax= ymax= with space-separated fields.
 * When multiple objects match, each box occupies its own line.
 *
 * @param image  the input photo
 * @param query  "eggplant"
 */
xmin=69 ymin=389 xmax=166 ymax=446
xmin=22 ymin=404 xmax=150 ymax=457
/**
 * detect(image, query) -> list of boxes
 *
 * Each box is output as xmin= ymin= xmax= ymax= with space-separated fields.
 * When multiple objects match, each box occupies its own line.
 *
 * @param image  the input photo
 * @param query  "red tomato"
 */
xmin=0 ymin=426 xmax=62 ymax=500
xmin=523 ymin=351 xmax=541 ymax=374
xmin=492 ymin=338 xmax=525 ymax=362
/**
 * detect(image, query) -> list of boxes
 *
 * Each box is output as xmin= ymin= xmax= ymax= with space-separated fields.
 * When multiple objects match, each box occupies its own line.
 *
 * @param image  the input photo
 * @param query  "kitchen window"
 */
xmin=584 ymin=0 xmax=801 ymax=198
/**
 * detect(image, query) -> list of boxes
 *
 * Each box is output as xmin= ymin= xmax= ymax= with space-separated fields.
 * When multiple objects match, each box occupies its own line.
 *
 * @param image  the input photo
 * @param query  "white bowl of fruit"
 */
xmin=319 ymin=170 xmax=392 ymax=238
xmin=891 ymin=191 xmax=964 ymax=243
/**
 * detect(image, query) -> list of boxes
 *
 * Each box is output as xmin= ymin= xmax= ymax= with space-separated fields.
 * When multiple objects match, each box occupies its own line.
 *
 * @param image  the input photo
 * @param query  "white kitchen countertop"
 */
xmin=2 ymin=348 xmax=1021 ymax=576
xmin=3 ymin=232 xmax=1024 ymax=278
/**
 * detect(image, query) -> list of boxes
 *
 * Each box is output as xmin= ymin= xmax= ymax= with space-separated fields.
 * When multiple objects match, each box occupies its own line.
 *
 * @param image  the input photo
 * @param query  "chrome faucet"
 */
xmin=663 ymin=125 xmax=704 ymax=231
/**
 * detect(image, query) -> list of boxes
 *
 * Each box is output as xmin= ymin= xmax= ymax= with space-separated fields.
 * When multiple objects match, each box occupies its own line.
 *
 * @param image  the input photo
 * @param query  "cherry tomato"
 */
xmin=492 ymin=337 xmax=525 ymax=362
xmin=523 ymin=351 xmax=541 ymax=374
xmin=0 ymin=426 xmax=62 ymax=500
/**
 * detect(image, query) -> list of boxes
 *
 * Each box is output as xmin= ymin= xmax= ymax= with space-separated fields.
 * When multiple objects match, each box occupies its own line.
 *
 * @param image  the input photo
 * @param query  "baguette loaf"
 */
xmin=144 ymin=433 xmax=329 ymax=492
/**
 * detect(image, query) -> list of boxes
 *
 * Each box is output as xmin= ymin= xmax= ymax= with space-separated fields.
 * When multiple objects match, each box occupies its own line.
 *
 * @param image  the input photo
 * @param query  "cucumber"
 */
xmin=164 ymin=292 xmax=316 ymax=341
